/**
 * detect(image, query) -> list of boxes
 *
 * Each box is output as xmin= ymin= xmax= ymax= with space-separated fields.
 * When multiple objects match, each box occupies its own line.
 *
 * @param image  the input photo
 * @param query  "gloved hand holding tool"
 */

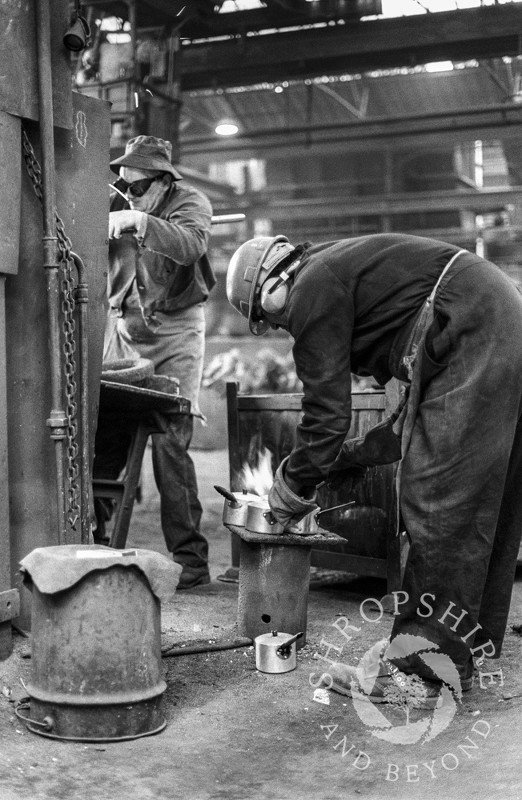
xmin=268 ymin=456 xmax=318 ymax=529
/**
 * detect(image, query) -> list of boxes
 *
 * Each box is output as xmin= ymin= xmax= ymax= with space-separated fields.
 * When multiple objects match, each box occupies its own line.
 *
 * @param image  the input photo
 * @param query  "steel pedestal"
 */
xmin=226 ymin=524 xmax=344 ymax=648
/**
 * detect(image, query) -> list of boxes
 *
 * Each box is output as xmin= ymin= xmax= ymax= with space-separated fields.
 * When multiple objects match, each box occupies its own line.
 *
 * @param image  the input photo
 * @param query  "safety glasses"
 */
xmin=113 ymin=174 xmax=163 ymax=198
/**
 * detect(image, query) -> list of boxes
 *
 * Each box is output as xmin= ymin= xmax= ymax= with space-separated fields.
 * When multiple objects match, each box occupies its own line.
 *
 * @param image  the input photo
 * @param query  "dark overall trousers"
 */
xmin=93 ymin=305 xmax=209 ymax=572
xmin=391 ymin=256 xmax=522 ymax=681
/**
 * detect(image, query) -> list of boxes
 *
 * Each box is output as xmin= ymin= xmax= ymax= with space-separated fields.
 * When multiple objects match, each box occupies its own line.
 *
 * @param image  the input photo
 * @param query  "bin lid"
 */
xmin=20 ymin=545 xmax=182 ymax=603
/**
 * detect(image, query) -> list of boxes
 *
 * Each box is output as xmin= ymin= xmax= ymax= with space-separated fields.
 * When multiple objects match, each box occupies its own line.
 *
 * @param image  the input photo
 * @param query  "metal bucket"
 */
xmin=22 ymin=565 xmax=166 ymax=742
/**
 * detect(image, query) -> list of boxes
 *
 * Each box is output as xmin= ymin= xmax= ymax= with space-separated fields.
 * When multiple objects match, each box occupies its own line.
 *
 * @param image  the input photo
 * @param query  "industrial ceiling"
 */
xmin=88 ymin=1 xmax=522 ymax=90
xmin=178 ymin=3 xmax=522 ymax=91
xmin=81 ymin=0 xmax=522 ymax=208
xmin=76 ymin=2 xmax=522 ymax=262
xmin=83 ymin=1 xmax=522 ymax=156
xmin=85 ymin=0 xmax=384 ymax=38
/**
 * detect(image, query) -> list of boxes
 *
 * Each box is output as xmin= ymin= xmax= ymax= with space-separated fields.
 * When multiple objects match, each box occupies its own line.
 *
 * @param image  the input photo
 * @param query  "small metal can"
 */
xmin=254 ymin=631 xmax=303 ymax=673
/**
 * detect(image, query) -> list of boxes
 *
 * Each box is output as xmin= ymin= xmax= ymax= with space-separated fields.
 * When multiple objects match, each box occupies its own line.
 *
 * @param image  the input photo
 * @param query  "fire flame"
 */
xmin=239 ymin=447 xmax=274 ymax=496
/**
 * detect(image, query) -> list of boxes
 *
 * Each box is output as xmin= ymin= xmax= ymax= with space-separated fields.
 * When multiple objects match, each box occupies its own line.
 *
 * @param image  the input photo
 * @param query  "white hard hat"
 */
xmin=226 ymin=235 xmax=295 ymax=335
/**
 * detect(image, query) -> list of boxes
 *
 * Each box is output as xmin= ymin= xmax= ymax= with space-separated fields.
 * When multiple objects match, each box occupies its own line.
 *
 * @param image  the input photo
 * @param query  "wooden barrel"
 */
xmin=226 ymin=382 xmax=400 ymax=578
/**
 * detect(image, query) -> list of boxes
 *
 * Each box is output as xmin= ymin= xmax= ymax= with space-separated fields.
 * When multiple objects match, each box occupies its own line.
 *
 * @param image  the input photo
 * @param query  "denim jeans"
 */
xmin=390 ymin=256 xmax=522 ymax=679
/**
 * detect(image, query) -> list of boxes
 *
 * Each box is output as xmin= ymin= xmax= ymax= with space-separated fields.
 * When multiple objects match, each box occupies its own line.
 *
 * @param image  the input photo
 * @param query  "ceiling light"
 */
xmin=424 ymin=61 xmax=454 ymax=73
xmin=215 ymin=120 xmax=239 ymax=136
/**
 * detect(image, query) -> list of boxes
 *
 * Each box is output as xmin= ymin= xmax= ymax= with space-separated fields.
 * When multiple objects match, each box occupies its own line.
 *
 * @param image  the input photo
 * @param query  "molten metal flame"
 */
xmin=239 ymin=447 xmax=273 ymax=496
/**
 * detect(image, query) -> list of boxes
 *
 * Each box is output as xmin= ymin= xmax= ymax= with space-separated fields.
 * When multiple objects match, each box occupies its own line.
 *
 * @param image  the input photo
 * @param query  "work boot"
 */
xmin=325 ymin=661 xmax=444 ymax=710
xmin=472 ymin=656 xmax=503 ymax=688
xmin=321 ymin=638 xmax=469 ymax=710
xmin=460 ymin=659 xmax=475 ymax=692
xmin=177 ymin=565 xmax=211 ymax=590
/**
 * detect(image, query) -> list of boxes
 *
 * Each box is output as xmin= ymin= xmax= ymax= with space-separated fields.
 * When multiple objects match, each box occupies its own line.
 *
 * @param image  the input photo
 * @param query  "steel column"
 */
xmin=35 ymin=0 xmax=68 ymax=542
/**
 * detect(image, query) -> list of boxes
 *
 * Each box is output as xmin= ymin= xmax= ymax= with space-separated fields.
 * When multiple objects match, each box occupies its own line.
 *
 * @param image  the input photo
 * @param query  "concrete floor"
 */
xmin=1 ymin=447 xmax=521 ymax=800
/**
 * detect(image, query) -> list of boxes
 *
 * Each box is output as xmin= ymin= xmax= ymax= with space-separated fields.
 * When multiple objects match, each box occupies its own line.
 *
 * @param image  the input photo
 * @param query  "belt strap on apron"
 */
xmin=427 ymin=249 xmax=466 ymax=303
xmin=401 ymin=250 xmax=466 ymax=382
xmin=394 ymin=249 xmax=466 ymax=535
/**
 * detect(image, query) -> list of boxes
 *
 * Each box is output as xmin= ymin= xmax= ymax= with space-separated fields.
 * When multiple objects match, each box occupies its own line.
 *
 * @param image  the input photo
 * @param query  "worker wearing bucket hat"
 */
xmin=93 ymin=136 xmax=215 ymax=590
xmin=109 ymin=135 xmax=183 ymax=179
xmin=226 ymin=230 xmax=522 ymax=704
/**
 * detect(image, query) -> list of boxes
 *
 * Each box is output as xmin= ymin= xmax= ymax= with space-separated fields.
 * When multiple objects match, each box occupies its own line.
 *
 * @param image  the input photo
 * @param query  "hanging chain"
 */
xmin=21 ymin=128 xmax=81 ymax=533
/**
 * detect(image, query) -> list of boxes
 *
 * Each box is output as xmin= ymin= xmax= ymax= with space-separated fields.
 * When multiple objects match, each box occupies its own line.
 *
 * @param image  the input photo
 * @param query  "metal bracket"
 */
xmin=0 ymin=589 xmax=20 ymax=624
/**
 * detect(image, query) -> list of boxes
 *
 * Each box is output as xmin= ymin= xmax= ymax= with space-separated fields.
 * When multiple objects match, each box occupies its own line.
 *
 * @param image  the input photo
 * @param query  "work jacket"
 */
xmin=283 ymin=233 xmax=478 ymax=489
xmin=108 ymin=181 xmax=214 ymax=327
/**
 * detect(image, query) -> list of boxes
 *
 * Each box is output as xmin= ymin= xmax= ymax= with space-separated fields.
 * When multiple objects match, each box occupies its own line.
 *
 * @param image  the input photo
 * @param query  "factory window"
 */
xmin=209 ymin=160 xmax=266 ymax=194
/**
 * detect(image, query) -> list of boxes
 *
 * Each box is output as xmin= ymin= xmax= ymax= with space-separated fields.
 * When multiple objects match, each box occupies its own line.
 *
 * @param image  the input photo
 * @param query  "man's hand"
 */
xmin=109 ymin=210 xmax=144 ymax=239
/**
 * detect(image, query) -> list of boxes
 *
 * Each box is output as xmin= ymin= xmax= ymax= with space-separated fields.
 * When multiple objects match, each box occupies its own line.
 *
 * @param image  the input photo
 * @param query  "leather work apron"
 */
xmin=328 ymin=250 xmax=468 ymax=477
xmin=393 ymin=249 xmax=467 ymax=523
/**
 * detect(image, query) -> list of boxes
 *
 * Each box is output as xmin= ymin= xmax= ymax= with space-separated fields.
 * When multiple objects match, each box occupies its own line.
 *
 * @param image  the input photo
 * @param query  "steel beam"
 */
xmin=243 ymin=187 xmax=522 ymax=221
xmin=85 ymin=0 xmax=380 ymax=34
xmin=181 ymin=103 xmax=522 ymax=159
xmin=180 ymin=5 xmax=522 ymax=90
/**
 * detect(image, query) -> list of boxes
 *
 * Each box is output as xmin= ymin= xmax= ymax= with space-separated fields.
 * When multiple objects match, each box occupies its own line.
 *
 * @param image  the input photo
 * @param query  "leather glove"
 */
xmin=268 ymin=457 xmax=318 ymax=529
xmin=324 ymin=403 xmax=406 ymax=491
xmin=324 ymin=463 xmax=367 ymax=492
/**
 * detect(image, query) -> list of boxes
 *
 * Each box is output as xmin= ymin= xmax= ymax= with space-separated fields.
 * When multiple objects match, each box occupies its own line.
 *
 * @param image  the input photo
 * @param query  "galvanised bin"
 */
xmin=18 ymin=546 xmax=180 ymax=742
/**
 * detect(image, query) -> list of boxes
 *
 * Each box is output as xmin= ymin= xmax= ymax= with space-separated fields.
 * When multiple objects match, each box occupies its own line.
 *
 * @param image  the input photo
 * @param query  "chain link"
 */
xmin=21 ymin=128 xmax=81 ymax=533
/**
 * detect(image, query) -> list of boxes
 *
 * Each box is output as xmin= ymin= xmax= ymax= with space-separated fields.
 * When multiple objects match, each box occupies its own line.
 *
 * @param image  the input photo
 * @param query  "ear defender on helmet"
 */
xmin=260 ymin=276 xmax=289 ymax=315
xmin=260 ymin=260 xmax=302 ymax=316
xmin=226 ymin=235 xmax=298 ymax=335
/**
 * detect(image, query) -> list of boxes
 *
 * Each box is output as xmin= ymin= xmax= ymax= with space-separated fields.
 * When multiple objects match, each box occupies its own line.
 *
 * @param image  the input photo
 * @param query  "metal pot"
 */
xmin=245 ymin=498 xmax=322 ymax=536
xmin=245 ymin=499 xmax=284 ymax=535
xmin=215 ymin=485 xmax=260 ymax=527
xmin=288 ymin=509 xmax=321 ymax=535
xmin=255 ymin=631 xmax=303 ymax=674
xmin=315 ymin=502 xmax=387 ymax=538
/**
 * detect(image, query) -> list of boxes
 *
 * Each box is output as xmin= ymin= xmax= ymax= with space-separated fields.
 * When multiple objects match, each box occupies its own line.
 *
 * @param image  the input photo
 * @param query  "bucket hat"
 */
xmin=110 ymin=135 xmax=183 ymax=180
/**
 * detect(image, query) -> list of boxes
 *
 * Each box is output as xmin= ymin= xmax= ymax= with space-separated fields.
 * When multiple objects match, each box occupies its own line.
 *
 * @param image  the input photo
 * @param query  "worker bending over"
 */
xmin=226 ymin=232 xmax=522 ymax=702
